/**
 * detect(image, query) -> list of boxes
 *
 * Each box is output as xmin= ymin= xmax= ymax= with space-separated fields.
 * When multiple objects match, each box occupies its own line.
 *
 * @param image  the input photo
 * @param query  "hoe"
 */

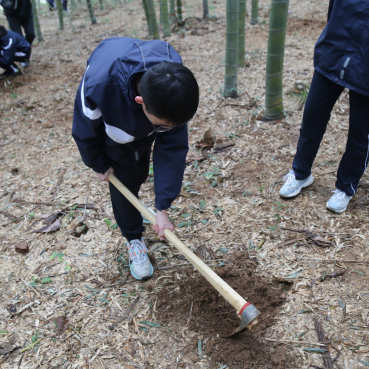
xmin=108 ymin=173 xmax=260 ymax=335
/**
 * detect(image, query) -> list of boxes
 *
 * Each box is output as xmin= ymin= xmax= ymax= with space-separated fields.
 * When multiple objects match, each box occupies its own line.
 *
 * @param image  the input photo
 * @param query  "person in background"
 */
xmin=72 ymin=37 xmax=199 ymax=280
xmin=0 ymin=25 xmax=30 ymax=78
xmin=279 ymin=0 xmax=369 ymax=213
xmin=1 ymin=0 xmax=35 ymax=67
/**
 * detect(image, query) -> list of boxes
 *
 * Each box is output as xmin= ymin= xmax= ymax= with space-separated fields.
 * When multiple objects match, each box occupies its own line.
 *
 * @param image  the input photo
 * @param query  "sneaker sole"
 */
xmin=326 ymin=202 xmax=347 ymax=213
xmin=130 ymin=264 xmax=154 ymax=280
xmin=280 ymin=176 xmax=314 ymax=198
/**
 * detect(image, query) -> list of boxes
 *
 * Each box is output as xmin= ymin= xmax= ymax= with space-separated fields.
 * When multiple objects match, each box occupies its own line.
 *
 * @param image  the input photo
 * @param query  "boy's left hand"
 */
xmin=153 ymin=210 xmax=174 ymax=240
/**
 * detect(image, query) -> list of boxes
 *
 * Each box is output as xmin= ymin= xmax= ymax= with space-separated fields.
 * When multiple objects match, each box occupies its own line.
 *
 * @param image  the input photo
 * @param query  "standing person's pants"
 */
xmin=293 ymin=70 xmax=369 ymax=196
xmin=105 ymin=141 xmax=153 ymax=242
xmin=6 ymin=15 xmax=35 ymax=46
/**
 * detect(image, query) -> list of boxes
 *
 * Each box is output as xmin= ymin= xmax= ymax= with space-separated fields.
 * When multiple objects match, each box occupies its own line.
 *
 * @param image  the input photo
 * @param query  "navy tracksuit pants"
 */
xmin=105 ymin=138 xmax=154 ymax=242
xmin=293 ymin=70 xmax=369 ymax=196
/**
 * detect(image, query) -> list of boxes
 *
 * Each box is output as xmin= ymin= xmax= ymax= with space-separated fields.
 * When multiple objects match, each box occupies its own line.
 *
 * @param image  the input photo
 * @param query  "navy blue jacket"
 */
xmin=72 ymin=37 xmax=189 ymax=211
xmin=3 ymin=0 xmax=33 ymax=17
xmin=0 ymin=29 xmax=30 ymax=67
xmin=314 ymin=0 xmax=369 ymax=97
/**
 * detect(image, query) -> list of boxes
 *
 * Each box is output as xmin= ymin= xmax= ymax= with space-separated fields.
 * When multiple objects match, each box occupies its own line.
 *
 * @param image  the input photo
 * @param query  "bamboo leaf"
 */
xmin=40 ymin=277 xmax=52 ymax=284
xmin=139 ymin=321 xmax=161 ymax=328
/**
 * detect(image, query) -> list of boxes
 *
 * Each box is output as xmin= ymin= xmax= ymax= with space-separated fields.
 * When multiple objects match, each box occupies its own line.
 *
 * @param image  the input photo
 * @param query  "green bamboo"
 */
xmin=147 ymin=0 xmax=160 ymax=39
xmin=29 ymin=0 xmax=44 ymax=41
xmin=160 ymin=0 xmax=170 ymax=37
xmin=265 ymin=0 xmax=289 ymax=120
xmin=250 ymin=0 xmax=258 ymax=24
xmin=176 ymin=0 xmax=182 ymax=23
xmin=99 ymin=0 xmax=103 ymax=10
xmin=86 ymin=0 xmax=97 ymax=24
xmin=142 ymin=0 xmax=153 ymax=35
xmin=203 ymin=0 xmax=208 ymax=19
xmin=169 ymin=0 xmax=175 ymax=17
xmin=70 ymin=0 xmax=76 ymax=9
xmin=224 ymin=0 xmax=239 ymax=98
xmin=238 ymin=0 xmax=246 ymax=66
xmin=56 ymin=0 xmax=64 ymax=29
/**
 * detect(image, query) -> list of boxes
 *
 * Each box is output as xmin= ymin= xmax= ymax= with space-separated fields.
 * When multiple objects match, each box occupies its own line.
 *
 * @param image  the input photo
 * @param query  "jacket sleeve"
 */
xmin=72 ymin=79 xmax=111 ymax=174
xmin=0 ymin=36 xmax=16 ymax=67
xmin=327 ymin=0 xmax=335 ymax=22
xmin=153 ymin=124 xmax=189 ymax=211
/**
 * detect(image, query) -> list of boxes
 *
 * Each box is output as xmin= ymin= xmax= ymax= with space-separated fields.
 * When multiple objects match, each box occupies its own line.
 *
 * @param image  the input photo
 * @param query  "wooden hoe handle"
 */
xmin=108 ymin=173 xmax=249 ymax=313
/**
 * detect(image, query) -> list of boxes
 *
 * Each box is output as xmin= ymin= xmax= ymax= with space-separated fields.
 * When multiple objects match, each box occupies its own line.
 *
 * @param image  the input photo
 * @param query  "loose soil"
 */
xmin=156 ymin=252 xmax=295 ymax=368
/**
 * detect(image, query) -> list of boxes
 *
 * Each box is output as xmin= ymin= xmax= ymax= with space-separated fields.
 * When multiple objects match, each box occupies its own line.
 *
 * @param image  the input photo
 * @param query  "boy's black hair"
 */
xmin=139 ymin=62 xmax=199 ymax=126
xmin=0 ymin=26 xmax=7 ymax=39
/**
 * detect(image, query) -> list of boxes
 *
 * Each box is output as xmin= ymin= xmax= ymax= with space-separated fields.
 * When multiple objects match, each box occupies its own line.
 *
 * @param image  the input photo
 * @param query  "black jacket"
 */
xmin=3 ymin=0 xmax=32 ymax=17
xmin=314 ymin=0 xmax=369 ymax=97
xmin=72 ymin=37 xmax=189 ymax=211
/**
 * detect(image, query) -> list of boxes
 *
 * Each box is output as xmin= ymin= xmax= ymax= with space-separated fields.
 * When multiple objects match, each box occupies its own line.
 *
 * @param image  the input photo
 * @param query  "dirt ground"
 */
xmin=1 ymin=0 xmax=369 ymax=368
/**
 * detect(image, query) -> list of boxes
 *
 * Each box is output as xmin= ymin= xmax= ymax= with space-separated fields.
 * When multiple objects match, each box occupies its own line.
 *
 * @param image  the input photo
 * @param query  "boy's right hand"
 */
xmin=96 ymin=167 xmax=114 ymax=181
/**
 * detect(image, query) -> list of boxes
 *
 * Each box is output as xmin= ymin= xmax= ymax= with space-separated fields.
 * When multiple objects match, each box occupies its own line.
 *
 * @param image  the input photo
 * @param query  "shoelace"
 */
xmin=128 ymin=239 xmax=148 ymax=264
xmin=331 ymin=189 xmax=346 ymax=200
xmin=283 ymin=171 xmax=296 ymax=185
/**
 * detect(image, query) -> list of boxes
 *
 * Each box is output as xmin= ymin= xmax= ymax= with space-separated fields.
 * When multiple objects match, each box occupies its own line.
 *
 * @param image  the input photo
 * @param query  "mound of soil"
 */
xmin=156 ymin=253 xmax=295 ymax=368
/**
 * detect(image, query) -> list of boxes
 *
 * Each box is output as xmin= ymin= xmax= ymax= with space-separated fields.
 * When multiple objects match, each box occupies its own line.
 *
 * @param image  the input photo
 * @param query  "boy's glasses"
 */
xmin=151 ymin=122 xmax=173 ymax=133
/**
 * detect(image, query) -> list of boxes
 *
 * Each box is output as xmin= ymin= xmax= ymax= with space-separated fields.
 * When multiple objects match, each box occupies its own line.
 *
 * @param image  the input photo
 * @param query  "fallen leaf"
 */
xmin=34 ymin=220 xmax=61 ymax=233
xmin=54 ymin=316 xmax=69 ymax=335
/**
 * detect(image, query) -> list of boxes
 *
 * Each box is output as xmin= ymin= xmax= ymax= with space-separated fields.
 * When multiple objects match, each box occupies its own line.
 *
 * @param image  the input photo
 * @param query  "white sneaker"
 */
xmin=326 ymin=189 xmax=352 ymax=213
xmin=279 ymin=170 xmax=314 ymax=198
xmin=127 ymin=237 xmax=153 ymax=280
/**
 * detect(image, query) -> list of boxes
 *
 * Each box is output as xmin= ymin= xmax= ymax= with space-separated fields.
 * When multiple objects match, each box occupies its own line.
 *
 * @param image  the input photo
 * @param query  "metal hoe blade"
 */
xmin=229 ymin=304 xmax=261 ymax=337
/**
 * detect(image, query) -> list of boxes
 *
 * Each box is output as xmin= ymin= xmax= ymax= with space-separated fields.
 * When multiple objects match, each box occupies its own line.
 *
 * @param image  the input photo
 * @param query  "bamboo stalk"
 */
xmin=224 ymin=0 xmax=239 ymax=97
xmin=30 ymin=0 xmax=44 ymax=41
xmin=56 ymin=0 xmax=64 ymax=29
xmin=203 ymin=0 xmax=208 ymax=19
xmin=142 ymin=0 xmax=153 ymax=35
xmin=176 ymin=0 xmax=182 ymax=23
xmin=250 ymin=0 xmax=258 ymax=24
xmin=264 ymin=0 xmax=289 ymax=120
xmin=86 ymin=0 xmax=97 ymax=24
xmin=160 ymin=0 xmax=170 ymax=37
xmin=238 ymin=0 xmax=246 ymax=67
xmin=147 ymin=0 xmax=160 ymax=39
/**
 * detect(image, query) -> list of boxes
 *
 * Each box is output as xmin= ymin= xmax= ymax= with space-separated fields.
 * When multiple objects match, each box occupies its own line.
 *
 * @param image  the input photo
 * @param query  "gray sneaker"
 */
xmin=326 ymin=189 xmax=352 ymax=213
xmin=279 ymin=170 xmax=314 ymax=198
xmin=127 ymin=237 xmax=153 ymax=280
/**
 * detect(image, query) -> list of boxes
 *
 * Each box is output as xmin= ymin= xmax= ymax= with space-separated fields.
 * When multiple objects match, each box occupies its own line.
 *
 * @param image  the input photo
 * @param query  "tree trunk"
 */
xmin=224 ymin=0 xmax=239 ymax=98
xmin=203 ymin=0 xmax=208 ymax=19
xmin=160 ymin=0 xmax=170 ymax=37
xmin=238 ymin=0 xmax=246 ymax=66
xmin=147 ymin=0 xmax=160 ymax=39
xmin=56 ymin=0 xmax=64 ymax=29
xmin=176 ymin=0 xmax=182 ymax=23
xmin=99 ymin=0 xmax=103 ymax=10
xmin=142 ymin=0 xmax=153 ymax=35
xmin=250 ymin=0 xmax=258 ymax=24
xmin=169 ymin=0 xmax=175 ymax=18
xmin=264 ymin=0 xmax=289 ymax=120
xmin=30 ymin=0 xmax=44 ymax=41
xmin=70 ymin=0 xmax=76 ymax=9
xmin=86 ymin=0 xmax=97 ymax=24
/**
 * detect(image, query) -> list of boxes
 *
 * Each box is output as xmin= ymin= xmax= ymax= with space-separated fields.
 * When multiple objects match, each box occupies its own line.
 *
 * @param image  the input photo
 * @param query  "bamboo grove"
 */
xmin=26 ymin=0 xmax=290 ymax=121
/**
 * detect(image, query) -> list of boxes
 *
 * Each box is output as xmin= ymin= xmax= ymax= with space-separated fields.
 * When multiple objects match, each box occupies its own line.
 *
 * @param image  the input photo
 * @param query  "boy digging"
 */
xmin=72 ymin=37 xmax=199 ymax=280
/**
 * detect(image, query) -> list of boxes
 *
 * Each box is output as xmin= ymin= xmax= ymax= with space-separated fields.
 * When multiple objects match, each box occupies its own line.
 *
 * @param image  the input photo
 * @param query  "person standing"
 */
xmin=279 ymin=0 xmax=369 ymax=213
xmin=1 ymin=0 xmax=35 ymax=66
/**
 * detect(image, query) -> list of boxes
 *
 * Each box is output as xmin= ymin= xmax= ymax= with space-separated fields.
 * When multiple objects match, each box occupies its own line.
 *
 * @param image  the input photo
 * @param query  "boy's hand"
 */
xmin=154 ymin=210 xmax=174 ymax=240
xmin=96 ymin=167 xmax=114 ymax=181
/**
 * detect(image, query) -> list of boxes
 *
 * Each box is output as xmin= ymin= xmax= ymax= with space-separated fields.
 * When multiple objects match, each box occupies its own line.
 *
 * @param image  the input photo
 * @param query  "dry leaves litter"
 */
xmin=1 ymin=0 xmax=369 ymax=368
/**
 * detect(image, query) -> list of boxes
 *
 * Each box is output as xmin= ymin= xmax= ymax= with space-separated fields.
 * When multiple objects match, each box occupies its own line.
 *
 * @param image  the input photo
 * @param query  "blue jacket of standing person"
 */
xmin=0 ymin=28 xmax=30 ymax=67
xmin=314 ymin=0 xmax=369 ymax=97
xmin=72 ymin=37 xmax=189 ymax=211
